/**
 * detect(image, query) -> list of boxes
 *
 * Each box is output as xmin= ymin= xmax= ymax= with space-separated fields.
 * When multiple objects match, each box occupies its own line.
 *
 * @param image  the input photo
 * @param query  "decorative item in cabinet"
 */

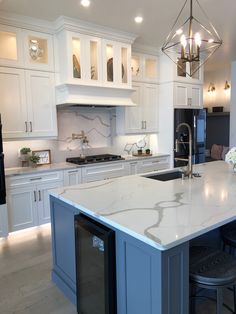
xmin=72 ymin=36 xmax=82 ymax=79
xmin=73 ymin=54 xmax=81 ymax=78
xmin=131 ymin=53 xmax=158 ymax=82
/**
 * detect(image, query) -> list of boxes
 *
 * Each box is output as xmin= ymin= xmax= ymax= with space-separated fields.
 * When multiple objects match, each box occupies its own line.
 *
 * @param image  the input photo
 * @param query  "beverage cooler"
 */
xmin=174 ymin=108 xmax=206 ymax=167
xmin=74 ymin=214 xmax=117 ymax=314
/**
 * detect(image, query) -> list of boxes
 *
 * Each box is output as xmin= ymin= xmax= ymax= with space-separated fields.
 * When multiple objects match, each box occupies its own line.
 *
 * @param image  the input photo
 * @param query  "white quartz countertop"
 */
xmin=5 ymin=153 xmax=169 ymax=177
xmin=50 ymin=161 xmax=236 ymax=251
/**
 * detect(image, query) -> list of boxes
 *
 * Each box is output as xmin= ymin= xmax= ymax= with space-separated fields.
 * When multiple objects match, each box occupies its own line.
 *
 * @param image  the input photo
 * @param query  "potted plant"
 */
xmin=145 ymin=148 xmax=151 ymax=155
xmin=29 ymin=153 xmax=40 ymax=167
xmin=20 ymin=147 xmax=31 ymax=161
xmin=137 ymin=149 xmax=143 ymax=155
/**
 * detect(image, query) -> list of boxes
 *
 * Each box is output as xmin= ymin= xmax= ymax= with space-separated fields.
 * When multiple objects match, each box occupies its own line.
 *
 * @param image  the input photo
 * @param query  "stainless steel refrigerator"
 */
xmin=174 ymin=108 xmax=206 ymax=167
xmin=0 ymin=114 xmax=8 ymax=237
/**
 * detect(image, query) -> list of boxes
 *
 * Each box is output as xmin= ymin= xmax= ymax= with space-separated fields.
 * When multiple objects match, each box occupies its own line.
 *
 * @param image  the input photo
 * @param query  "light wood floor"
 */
xmin=0 ymin=225 xmax=77 ymax=314
xmin=0 ymin=225 xmax=233 ymax=314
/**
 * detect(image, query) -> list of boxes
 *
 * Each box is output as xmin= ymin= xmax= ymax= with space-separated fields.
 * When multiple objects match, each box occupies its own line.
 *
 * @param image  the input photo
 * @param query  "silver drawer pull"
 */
xmin=152 ymin=161 xmax=160 ymax=163
xmin=38 ymin=190 xmax=41 ymax=202
xmin=25 ymin=121 xmax=28 ymax=132
xmin=30 ymin=177 xmax=42 ymax=181
xmin=34 ymin=191 xmax=37 ymax=202
xmin=30 ymin=121 xmax=32 ymax=132
xmin=68 ymin=170 xmax=78 ymax=174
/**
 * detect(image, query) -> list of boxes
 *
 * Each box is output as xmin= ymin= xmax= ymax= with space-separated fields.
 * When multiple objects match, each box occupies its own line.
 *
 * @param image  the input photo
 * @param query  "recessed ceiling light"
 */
xmin=134 ymin=16 xmax=143 ymax=24
xmin=80 ymin=0 xmax=90 ymax=7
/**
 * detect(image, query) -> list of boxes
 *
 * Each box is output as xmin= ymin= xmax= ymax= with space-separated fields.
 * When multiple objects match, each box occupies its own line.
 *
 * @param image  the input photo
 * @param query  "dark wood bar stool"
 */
xmin=221 ymin=221 xmax=236 ymax=254
xmin=189 ymin=246 xmax=236 ymax=314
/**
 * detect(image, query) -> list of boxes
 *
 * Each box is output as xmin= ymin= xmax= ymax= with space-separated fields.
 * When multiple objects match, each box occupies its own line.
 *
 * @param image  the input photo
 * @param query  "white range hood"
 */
xmin=56 ymin=84 xmax=136 ymax=107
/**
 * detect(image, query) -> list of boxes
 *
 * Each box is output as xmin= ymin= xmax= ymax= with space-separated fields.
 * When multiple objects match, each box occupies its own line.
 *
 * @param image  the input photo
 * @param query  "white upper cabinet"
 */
xmin=0 ymin=67 xmax=57 ymax=139
xmin=56 ymin=29 xmax=132 ymax=89
xmin=22 ymin=30 xmax=54 ymax=72
xmin=131 ymin=53 xmax=158 ymax=83
xmin=0 ymin=24 xmax=54 ymax=71
xmin=116 ymin=82 xmax=159 ymax=134
xmin=159 ymin=54 xmax=203 ymax=84
xmin=174 ymin=82 xmax=203 ymax=108
xmin=0 ymin=24 xmax=23 ymax=68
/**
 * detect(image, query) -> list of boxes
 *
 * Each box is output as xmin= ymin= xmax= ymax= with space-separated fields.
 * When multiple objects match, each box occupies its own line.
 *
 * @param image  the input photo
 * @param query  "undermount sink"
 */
xmin=144 ymin=170 xmax=183 ymax=182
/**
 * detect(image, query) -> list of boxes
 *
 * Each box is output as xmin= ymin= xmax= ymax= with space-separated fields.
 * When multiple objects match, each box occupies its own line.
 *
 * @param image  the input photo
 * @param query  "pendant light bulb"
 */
xmin=194 ymin=32 xmax=202 ymax=47
xmin=180 ymin=34 xmax=187 ymax=48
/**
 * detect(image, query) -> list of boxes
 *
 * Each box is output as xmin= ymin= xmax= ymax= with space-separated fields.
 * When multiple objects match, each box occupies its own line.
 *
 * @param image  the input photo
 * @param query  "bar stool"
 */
xmin=189 ymin=246 xmax=236 ymax=314
xmin=221 ymin=221 xmax=236 ymax=254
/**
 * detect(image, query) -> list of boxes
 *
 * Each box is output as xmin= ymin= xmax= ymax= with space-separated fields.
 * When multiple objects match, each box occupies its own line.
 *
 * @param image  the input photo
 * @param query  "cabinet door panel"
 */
xmin=125 ymin=83 xmax=142 ymax=133
xmin=143 ymin=84 xmax=158 ymax=133
xmin=64 ymin=169 xmax=81 ymax=186
xmin=37 ymin=181 xmax=63 ymax=225
xmin=26 ymin=71 xmax=57 ymax=137
xmin=8 ymin=187 xmax=37 ymax=232
xmin=0 ymin=67 xmax=28 ymax=138
xmin=175 ymin=83 xmax=188 ymax=107
xmin=191 ymin=85 xmax=202 ymax=108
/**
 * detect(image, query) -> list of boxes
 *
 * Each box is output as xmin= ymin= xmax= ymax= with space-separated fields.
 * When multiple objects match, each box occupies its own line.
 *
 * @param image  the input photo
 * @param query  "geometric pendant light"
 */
xmin=161 ymin=0 xmax=222 ymax=77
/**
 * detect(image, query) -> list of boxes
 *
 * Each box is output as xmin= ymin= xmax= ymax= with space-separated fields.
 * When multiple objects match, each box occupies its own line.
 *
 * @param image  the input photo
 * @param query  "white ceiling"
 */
xmin=0 ymin=0 xmax=235 ymax=71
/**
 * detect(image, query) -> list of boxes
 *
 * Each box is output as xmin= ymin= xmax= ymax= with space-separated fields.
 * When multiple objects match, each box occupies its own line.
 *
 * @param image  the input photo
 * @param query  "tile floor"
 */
xmin=0 ymin=225 xmax=233 ymax=314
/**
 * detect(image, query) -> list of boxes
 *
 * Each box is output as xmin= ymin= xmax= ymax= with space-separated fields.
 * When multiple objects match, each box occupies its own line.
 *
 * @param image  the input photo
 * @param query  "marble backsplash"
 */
xmin=3 ymin=107 xmax=158 ymax=168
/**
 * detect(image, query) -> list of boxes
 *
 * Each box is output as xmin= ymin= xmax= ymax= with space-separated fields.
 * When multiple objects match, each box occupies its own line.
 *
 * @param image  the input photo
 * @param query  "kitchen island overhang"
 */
xmin=49 ymin=161 xmax=236 ymax=313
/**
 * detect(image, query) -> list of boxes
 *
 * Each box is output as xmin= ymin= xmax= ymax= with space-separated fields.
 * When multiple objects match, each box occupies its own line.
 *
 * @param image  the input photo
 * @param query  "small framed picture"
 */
xmin=32 ymin=150 xmax=51 ymax=165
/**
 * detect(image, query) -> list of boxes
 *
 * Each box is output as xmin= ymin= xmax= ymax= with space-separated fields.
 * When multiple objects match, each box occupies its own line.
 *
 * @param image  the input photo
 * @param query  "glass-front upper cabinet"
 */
xmin=87 ymin=37 xmax=102 ymax=84
xmin=23 ymin=30 xmax=54 ymax=72
xmin=103 ymin=40 xmax=131 ymax=87
xmin=0 ymin=25 xmax=23 ymax=67
xmin=131 ymin=53 xmax=158 ymax=83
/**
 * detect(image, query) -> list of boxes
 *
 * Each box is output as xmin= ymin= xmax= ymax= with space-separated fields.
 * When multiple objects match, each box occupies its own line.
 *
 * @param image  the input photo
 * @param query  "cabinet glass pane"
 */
xmin=177 ymin=58 xmax=186 ymax=77
xmin=131 ymin=56 xmax=140 ymax=78
xmin=28 ymin=36 xmax=48 ymax=64
xmin=145 ymin=58 xmax=157 ymax=79
xmin=191 ymin=61 xmax=200 ymax=79
xmin=121 ymin=47 xmax=127 ymax=83
xmin=72 ymin=37 xmax=81 ymax=79
xmin=0 ymin=31 xmax=17 ymax=61
xmin=106 ymin=44 xmax=113 ymax=82
xmin=90 ymin=41 xmax=98 ymax=80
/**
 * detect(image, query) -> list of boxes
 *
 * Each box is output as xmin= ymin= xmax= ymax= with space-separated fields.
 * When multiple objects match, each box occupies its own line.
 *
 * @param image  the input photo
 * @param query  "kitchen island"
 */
xmin=49 ymin=161 xmax=236 ymax=314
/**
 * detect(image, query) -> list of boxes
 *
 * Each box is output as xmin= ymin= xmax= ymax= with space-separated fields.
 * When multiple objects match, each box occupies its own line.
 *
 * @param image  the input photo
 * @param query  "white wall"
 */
xmin=203 ymin=64 xmax=231 ymax=112
xmin=3 ymin=107 xmax=158 ymax=168
xmin=230 ymin=61 xmax=236 ymax=146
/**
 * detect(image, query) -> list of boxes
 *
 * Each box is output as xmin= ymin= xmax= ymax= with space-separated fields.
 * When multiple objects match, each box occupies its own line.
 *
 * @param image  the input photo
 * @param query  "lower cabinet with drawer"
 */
xmin=7 ymin=171 xmax=63 ymax=232
xmin=63 ymin=168 xmax=82 ymax=186
xmin=82 ymin=162 xmax=129 ymax=183
xmin=136 ymin=156 xmax=170 ymax=174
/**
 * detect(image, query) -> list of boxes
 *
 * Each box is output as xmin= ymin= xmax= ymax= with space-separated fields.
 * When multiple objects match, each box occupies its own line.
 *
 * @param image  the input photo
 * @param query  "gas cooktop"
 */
xmin=66 ymin=154 xmax=124 ymax=165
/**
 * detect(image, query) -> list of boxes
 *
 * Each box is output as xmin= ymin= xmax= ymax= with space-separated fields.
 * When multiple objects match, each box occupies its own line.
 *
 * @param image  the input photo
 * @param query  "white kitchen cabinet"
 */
xmin=0 ymin=67 xmax=28 ymax=138
xmin=116 ymin=82 xmax=159 ymax=134
xmin=8 ymin=186 xmax=37 ymax=231
xmin=174 ymin=82 xmax=203 ymax=109
xmin=0 ymin=67 xmax=57 ymax=139
xmin=7 ymin=171 xmax=63 ymax=232
xmin=26 ymin=71 xmax=57 ymax=137
xmin=22 ymin=30 xmax=54 ymax=72
xmin=131 ymin=53 xmax=158 ymax=83
xmin=0 ymin=24 xmax=23 ymax=68
xmin=63 ymin=168 xmax=82 ymax=186
xmin=56 ymin=30 xmax=132 ymax=88
xmin=82 ymin=162 xmax=129 ymax=183
xmin=136 ymin=156 xmax=170 ymax=174
xmin=159 ymin=54 xmax=203 ymax=84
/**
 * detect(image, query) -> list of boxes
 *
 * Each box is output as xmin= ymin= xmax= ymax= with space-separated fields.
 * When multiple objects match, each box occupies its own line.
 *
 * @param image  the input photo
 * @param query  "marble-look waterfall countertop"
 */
xmin=50 ymin=161 xmax=236 ymax=250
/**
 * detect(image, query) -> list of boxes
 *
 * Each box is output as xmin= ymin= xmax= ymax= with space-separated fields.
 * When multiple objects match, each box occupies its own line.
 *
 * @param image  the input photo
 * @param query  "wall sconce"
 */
xmin=208 ymin=82 xmax=216 ymax=93
xmin=224 ymin=80 xmax=230 ymax=90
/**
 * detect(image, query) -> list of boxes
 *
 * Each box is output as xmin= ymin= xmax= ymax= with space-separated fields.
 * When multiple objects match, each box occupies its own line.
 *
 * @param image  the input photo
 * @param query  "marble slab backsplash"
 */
xmin=3 ymin=107 xmax=158 ymax=168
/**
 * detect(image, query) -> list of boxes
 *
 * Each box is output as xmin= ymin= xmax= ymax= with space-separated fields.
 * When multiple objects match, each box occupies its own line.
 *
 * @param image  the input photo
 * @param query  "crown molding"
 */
xmin=54 ymin=16 xmax=137 ymax=44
